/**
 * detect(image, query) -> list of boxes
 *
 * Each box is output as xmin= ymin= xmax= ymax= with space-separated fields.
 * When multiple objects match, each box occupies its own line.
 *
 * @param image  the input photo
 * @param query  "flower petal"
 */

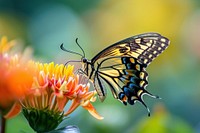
xmin=64 ymin=99 xmax=80 ymax=116
xmin=57 ymin=97 xmax=69 ymax=111
xmin=4 ymin=102 xmax=21 ymax=118
xmin=82 ymin=103 xmax=104 ymax=120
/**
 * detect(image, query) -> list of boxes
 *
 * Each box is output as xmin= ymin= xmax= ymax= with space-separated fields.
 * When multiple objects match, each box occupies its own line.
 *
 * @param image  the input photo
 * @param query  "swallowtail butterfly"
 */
xmin=61 ymin=32 xmax=170 ymax=116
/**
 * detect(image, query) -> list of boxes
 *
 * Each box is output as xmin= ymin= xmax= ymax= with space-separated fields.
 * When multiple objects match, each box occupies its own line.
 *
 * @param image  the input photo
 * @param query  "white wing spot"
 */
xmin=158 ymin=47 xmax=162 ymax=51
xmin=146 ymin=43 xmax=152 ymax=47
xmin=161 ymin=38 xmax=166 ymax=42
xmin=149 ymin=54 xmax=153 ymax=58
xmin=153 ymin=51 xmax=157 ymax=55
xmin=161 ymin=43 xmax=166 ymax=47
xmin=144 ymin=59 xmax=148 ymax=64
xmin=135 ymin=38 xmax=141 ymax=43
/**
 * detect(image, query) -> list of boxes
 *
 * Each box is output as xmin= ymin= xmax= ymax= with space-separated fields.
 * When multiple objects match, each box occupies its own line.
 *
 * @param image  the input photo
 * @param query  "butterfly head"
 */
xmin=81 ymin=57 xmax=88 ymax=63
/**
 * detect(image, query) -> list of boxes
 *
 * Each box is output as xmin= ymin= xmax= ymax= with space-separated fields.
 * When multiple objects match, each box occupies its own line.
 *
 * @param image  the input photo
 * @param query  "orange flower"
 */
xmin=0 ymin=36 xmax=33 ymax=118
xmin=21 ymin=62 xmax=103 ymax=132
xmin=0 ymin=36 xmax=103 ymax=133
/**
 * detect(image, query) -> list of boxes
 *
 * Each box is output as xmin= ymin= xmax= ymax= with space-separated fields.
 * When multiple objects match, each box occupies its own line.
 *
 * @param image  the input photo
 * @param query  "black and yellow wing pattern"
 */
xmin=81 ymin=32 xmax=170 ymax=115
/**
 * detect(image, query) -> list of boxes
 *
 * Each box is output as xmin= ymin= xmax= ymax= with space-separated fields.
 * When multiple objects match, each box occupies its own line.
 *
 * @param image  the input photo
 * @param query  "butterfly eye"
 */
xmin=82 ymin=58 xmax=87 ymax=63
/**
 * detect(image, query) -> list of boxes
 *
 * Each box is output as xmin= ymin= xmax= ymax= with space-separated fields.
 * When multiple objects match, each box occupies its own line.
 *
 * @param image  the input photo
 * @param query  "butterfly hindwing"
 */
xmin=93 ymin=57 xmax=124 ymax=101
xmin=92 ymin=56 xmax=158 ymax=115
xmin=119 ymin=57 xmax=158 ymax=107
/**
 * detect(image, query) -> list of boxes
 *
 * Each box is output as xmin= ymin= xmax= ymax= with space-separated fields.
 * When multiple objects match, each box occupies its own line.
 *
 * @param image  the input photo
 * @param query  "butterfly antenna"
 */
xmin=75 ymin=38 xmax=85 ymax=58
xmin=64 ymin=60 xmax=82 ymax=67
xmin=62 ymin=60 xmax=82 ymax=74
xmin=60 ymin=43 xmax=83 ymax=57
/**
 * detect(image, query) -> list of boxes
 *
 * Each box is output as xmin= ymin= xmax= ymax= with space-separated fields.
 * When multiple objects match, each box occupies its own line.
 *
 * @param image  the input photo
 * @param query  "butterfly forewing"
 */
xmin=91 ymin=33 xmax=169 ymax=66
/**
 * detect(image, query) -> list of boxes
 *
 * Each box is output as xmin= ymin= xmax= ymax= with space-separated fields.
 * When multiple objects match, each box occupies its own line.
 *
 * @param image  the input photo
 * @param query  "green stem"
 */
xmin=0 ymin=111 xmax=6 ymax=133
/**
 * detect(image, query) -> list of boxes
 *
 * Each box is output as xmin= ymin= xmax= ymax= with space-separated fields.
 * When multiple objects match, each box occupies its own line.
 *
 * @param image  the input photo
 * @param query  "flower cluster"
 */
xmin=0 ymin=36 xmax=33 ymax=118
xmin=21 ymin=62 xmax=103 ymax=132
xmin=0 ymin=36 xmax=103 ymax=133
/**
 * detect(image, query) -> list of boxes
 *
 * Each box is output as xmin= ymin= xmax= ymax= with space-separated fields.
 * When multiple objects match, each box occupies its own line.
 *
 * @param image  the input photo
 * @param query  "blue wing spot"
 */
xmin=121 ymin=57 xmax=129 ymax=64
xmin=128 ymin=83 xmax=138 ymax=89
xmin=130 ymin=76 xmax=139 ymax=83
xmin=123 ymin=86 xmax=131 ymax=97
xmin=126 ymin=63 xmax=134 ymax=69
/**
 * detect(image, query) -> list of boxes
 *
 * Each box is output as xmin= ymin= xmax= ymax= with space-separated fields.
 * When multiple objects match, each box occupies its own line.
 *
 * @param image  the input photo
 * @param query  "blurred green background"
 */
xmin=1 ymin=0 xmax=200 ymax=133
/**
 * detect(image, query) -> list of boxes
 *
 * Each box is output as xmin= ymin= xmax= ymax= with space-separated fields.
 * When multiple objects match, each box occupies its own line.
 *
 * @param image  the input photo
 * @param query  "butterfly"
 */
xmin=61 ymin=32 xmax=170 ymax=116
